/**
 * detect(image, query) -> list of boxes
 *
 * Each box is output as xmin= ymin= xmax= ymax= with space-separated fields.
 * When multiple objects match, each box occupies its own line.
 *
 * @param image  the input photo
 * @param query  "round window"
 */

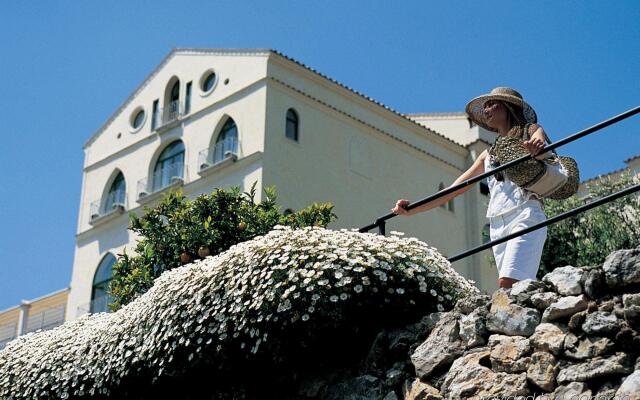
xmin=132 ymin=109 xmax=145 ymax=129
xmin=200 ymin=70 xmax=217 ymax=94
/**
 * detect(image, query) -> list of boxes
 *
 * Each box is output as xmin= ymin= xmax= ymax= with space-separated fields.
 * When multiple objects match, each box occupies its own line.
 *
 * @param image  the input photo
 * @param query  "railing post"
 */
xmin=377 ymin=219 xmax=385 ymax=235
xmin=17 ymin=301 xmax=30 ymax=336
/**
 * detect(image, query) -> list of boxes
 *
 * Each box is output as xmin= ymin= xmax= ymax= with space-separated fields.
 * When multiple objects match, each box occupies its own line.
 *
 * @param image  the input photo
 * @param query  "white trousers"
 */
xmin=489 ymin=199 xmax=548 ymax=281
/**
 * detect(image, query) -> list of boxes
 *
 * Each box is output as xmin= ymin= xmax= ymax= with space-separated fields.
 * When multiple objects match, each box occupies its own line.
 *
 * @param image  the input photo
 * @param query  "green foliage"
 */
xmin=0 ymin=226 xmax=477 ymax=399
xmin=484 ymin=170 xmax=639 ymax=279
xmin=539 ymin=169 xmax=640 ymax=276
xmin=109 ymin=181 xmax=338 ymax=310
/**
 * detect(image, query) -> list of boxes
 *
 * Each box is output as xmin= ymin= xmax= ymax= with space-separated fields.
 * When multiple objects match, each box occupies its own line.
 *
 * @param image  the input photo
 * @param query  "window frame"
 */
xmin=285 ymin=108 xmax=299 ymax=141
xmin=90 ymin=253 xmax=116 ymax=314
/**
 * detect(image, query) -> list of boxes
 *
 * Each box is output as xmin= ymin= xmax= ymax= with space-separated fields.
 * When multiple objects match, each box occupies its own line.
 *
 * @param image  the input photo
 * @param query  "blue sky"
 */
xmin=0 ymin=1 xmax=638 ymax=310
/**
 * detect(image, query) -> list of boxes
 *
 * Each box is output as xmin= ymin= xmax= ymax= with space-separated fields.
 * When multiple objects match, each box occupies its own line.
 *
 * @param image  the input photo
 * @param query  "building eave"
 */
xmin=624 ymin=154 xmax=640 ymax=164
xmin=406 ymin=112 xmax=468 ymax=118
xmin=268 ymin=50 xmax=465 ymax=149
xmin=83 ymin=48 xmax=274 ymax=150
xmin=581 ymin=166 xmax=633 ymax=185
xmin=465 ymin=137 xmax=493 ymax=148
xmin=84 ymin=47 xmax=466 ymax=151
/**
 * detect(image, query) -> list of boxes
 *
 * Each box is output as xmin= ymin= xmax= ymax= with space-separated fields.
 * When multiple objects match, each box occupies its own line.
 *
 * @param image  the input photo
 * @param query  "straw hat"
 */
xmin=465 ymin=87 xmax=538 ymax=132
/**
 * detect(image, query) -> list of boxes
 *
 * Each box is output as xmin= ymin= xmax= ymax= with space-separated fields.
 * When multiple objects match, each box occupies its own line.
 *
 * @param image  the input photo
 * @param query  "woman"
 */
xmin=391 ymin=87 xmax=550 ymax=289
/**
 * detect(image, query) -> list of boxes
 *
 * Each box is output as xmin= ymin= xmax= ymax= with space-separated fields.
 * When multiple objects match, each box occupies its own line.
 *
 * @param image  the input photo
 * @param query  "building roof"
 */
xmin=406 ymin=112 xmax=468 ymax=118
xmin=581 ymin=166 xmax=632 ymax=185
xmin=580 ymin=153 xmax=640 ymax=185
xmin=465 ymin=137 xmax=493 ymax=148
xmin=84 ymin=48 xmax=465 ymax=149
xmin=0 ymin=287 xmax=70 ymax=315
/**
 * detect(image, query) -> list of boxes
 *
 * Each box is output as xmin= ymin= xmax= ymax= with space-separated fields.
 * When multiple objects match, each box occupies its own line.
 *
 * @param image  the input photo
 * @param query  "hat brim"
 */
xmin=465 ymin=93 xmax=537 ymax=132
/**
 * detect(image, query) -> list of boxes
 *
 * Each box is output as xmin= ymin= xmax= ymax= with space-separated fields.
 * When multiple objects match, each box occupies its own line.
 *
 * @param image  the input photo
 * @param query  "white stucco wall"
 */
xmin=408 ymin=113 xmax=497 ymax=147
xmin=264 ymin=56 xmax=498 ymax=294
xmin=68 ymin=51 xmax=270 ymax=319
xmin=68 ymin=49 xmax=502 ymax=320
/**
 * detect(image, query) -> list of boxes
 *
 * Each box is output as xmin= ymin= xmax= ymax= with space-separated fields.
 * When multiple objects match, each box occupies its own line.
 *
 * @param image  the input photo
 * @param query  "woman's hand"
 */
xmin=522 ymin=136 xmax=545 ymax=157
xmin=522 ymin=125 xmax=549 ymax=160
xmin=391 ymin=199 xmax=413 ymax=216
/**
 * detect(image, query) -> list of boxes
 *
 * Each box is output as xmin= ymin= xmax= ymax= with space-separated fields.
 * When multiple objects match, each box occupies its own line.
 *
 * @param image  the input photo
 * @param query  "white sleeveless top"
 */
xmin=483 ymin=152 xmax=542 ymax=218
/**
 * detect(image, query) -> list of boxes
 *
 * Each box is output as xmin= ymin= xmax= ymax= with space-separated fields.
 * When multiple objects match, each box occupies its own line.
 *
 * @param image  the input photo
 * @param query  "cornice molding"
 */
xmin=465 ymin=138 xmax=493 ymax=148
xmin=267 ymin=51 xmax=466 ymax=150
xmin=84 ymin=47 xmax=467 ymax=153
xmin=581 ymin=166 xmax=638 ymax=185
xmin=407 ymin=112 xmax=468 ymax=118
xmin=83 ymin=48 xmax=272 ymax=150
xmin=268 ymin=76 xmax=464 ymax=172
xmin=83 ymin=77 xmax=268 ymax=172
xmin=624 ymin=154 xmax=640 ymax=164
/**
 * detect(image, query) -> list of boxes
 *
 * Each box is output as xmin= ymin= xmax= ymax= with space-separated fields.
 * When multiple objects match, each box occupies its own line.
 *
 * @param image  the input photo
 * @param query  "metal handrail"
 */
xmin=198 ymin=137 xmax=239 ymax=170
xmin=448 ymin=182 xmax=640 ymax=262
xmin=90 ymin=189 xmax=126 ymax=220
xmin=137 ymin=163 xmax=187 ymax=199
xmin=358 ymin=105 xmax=640 ymax=261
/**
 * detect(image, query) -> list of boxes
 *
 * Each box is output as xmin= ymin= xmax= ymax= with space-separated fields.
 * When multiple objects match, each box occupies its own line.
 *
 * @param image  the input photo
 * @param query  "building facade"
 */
xmin=66 ymin=48 xmax=502 ymax=321
xmin=3 ymin=48 xmax=636 ymax=350
xmin=577 ymin=155 xmax=640 ymax=198
xmin=0 ymin=288 xmax=69 ymax=350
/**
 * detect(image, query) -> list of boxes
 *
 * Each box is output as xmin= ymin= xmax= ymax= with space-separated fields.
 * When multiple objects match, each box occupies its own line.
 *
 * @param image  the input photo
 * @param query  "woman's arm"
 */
xmin=404 ymin=150 xmax=488 ymax=216
xmin=523 ymin=123 xmax=552 ymax=160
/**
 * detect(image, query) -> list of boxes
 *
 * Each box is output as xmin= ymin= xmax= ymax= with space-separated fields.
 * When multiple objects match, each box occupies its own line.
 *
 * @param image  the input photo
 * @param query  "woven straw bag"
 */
xmin=492 ymin=123 xmax=580 ymax=200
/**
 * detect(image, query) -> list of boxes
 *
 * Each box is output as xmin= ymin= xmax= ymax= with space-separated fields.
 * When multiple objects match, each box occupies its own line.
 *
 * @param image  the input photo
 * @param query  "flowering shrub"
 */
xmin=0 ymin=225 xmax=478 ymax=399
xmin=110 ymin=182 xmax=338 ymax=310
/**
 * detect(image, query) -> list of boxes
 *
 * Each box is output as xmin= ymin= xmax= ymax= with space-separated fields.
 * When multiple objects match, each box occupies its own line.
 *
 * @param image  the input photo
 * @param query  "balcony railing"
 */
xmin=153 ymin=100 xmax=183 ymax=130
xmin=25 ymin=305 xmax=65 ymax=334
xmin=77 ymin=294 xmax=112 ymax=317
xmin=0 ymin=322 xmax=17 ymax=351
xmin=89 ymin=189 xmax=126 ymax=221
xmin=198 ymin=137 xmax=239 ymax=171
xmin=137 ymin=163 xmax=187 ymax=200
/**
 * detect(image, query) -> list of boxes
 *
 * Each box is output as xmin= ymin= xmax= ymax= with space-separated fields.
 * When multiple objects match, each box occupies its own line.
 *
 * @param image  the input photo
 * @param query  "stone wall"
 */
xmin=294 ymin=245 xmax=640 ymax=399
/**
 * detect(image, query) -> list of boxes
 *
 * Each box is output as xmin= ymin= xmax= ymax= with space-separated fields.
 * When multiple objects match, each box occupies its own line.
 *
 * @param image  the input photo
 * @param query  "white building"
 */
xmin=577 ymin=155 xmax=640 ymax=198
xmin=66 ymin=48 xmax=501 ymax=320
xmin=0 ymin=288 xmax=69 ymax=350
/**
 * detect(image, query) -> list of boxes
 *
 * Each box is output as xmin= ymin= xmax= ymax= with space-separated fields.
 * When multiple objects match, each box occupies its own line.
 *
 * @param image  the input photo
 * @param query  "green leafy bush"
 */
xmin=539 ymin=169 xmax=640 ymax=275
xmin=0 ymin=225 xmax=479 ymax=399
xmin=109 ymin=182 xmax=338 ymax=310
xmin=483 ymin=170 xmax=639 ymax=278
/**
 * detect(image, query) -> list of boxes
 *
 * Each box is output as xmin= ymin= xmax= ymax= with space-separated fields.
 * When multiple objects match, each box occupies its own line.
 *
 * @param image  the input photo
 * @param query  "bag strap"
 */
xmin=522 ymin=123 xmax=531 ymax=141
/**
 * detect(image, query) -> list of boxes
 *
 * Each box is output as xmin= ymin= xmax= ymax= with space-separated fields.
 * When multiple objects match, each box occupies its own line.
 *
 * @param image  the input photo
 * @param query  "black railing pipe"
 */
xmin=447 ymin=182 xmax=640 ymax=262
xmin=359 ymin=105 xmax=640 ymax=234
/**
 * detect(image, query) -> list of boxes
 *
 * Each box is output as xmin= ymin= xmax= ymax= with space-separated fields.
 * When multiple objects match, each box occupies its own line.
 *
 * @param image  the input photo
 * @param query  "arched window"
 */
xmin=286 ymin=108 xmax=299 ymax=141
xmin=482 ymin=224 xmax=491 ymax=244
xmin=439 ymin=182 xmax=455 ymax=212
xmin=163 ymin=78 xmax=181 ymax=123
xmin=213 ymin=118 xmax=238 ymax=164
xmin=91 ymin=253 xmax=116 ymax=313
xmin=152 ymin=141 xmax=185 ymax=191
xmin=170 ymin=81 xmax=180 ymax=102
xmin=104 ymin=172 xmax=126 ymax=212
xmin=439 ymin=183 xmax=447 ymax=209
